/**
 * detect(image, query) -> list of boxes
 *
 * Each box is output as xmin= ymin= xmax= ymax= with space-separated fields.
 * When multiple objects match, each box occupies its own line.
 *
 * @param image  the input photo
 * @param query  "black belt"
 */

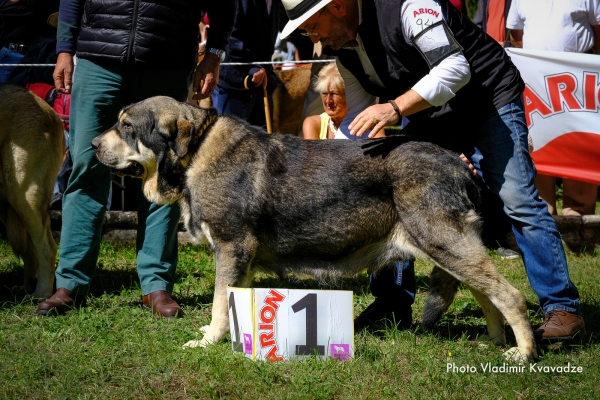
xmin=8 ymin=43 xmax=29 ymax=54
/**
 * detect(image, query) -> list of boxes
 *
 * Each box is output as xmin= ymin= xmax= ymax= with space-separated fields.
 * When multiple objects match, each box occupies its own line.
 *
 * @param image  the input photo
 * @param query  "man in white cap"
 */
xmin=280 ymin=0 xmax=585 ymax=342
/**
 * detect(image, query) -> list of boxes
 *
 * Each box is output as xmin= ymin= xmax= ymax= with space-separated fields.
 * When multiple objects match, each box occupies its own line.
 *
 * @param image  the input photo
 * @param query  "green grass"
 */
xmin=1 ymin=240 xmax=599 ymax=399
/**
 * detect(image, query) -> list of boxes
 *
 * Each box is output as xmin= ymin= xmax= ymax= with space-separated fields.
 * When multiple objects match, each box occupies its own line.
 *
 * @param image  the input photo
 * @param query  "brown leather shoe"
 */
xmin=142 ymin=290 xmax=183 ymax=318
xmin=36 ymin=288 xmax=87 ymax=316
xmin=534 ymin=310 xmax=586 ymax=342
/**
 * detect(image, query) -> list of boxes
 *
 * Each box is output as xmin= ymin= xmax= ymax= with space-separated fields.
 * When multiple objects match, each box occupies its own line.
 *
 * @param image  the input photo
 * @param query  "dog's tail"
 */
xmin=421 ymin=266 xmax=460 ymax=330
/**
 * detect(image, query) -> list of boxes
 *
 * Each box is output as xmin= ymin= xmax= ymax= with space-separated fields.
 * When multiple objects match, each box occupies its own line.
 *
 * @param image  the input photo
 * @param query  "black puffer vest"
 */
xmin=76 ymin=0 xmax=202 ymax=68
xmin=326 ymin=0 xmax=524 ymax=150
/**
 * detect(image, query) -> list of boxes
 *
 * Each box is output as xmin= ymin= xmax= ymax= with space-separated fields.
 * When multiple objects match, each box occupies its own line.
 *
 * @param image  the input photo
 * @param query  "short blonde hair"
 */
xmin=314 ymin=62 xmax=345 ymax=93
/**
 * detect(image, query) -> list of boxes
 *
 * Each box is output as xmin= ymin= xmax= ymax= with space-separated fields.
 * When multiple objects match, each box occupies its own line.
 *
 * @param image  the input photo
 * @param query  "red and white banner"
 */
xmin=506 ymin=48 xmax=600 ymax=184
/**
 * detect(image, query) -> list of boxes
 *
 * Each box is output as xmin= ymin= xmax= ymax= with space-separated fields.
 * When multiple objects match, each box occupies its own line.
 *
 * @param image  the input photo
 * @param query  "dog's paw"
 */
xmin=182 ymin=340 xmax=205 ymax=349
xmin=503 ymin=347 xmax=529 ymax=364
xmin=198 ymin=325 xmax=219 ymax=346
xmin=182 ymin=325 xmax=216 ymax=349
xmin=182 ymin=340 xmax=205 ymax=350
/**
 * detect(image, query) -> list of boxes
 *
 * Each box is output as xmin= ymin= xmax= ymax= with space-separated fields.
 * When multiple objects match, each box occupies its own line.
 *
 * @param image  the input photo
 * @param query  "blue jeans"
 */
xmin=0 ymin=47 xmax=24 ymax=83
xmin=370 ymin=261 xmax=416 ymax=305
xmin=372 ymin=98 xmax=579 ymax=314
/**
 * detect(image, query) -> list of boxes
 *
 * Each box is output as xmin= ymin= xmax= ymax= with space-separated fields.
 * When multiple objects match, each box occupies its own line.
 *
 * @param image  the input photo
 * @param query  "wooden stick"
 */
xmin=244 ymin=75 xmax=272 ymax=134
xmin=263 ymin=85 xmax=272 ymax=134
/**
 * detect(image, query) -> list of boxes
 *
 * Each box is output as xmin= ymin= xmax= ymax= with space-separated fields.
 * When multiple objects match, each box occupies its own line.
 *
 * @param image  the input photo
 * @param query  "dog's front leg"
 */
xmin=184 ymin=249 xmax=255 ymax=348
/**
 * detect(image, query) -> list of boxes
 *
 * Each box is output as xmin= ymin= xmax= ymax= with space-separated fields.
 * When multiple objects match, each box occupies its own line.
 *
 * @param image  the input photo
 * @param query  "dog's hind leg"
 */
xmin=397 ymin=205 xmax=536 ymax=360
xmin=422 ymin=266 xmax=460 ymax=330
xmin=184 ymin=242 xmax=256 ymax=348
xmin=467 ymin=286 xmax=506 ymax=345
xmin=422 ymin=264 xmax=508 ymax=347
xmin=466 ymin=263 xmax=536 ymax=361
xmin=436 ymin=253 xmax=537 ymax=361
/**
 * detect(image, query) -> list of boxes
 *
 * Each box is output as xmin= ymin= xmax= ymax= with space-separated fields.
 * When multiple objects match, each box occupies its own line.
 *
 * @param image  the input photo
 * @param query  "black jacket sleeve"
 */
xmin=204 ymin=0 xmax=238 ymax=50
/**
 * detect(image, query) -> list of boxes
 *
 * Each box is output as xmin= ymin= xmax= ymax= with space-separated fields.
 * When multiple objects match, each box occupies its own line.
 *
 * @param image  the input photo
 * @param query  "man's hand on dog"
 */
xmin=460 ymin=153 xmax=480 ymax=178
xmin=53 ymin=52 xmax=74 ymax=94
xmin=349 ymin=103 xmax=399 ymax=138
xmin=192 ymin=51 xmax=221 ymax=100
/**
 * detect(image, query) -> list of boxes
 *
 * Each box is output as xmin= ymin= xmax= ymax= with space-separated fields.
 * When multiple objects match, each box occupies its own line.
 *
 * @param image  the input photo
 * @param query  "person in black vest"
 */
xmin=211 ymin=0 xmax=280 ymax=128
xmin=279 ymin=0 xmax=585 ymax=341
xmin=37 ymin=0 xmax=236 ymax=318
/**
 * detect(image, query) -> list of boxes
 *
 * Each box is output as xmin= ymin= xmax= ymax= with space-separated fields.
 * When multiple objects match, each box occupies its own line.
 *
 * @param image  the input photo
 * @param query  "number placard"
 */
xmin=227 ymin=288 xmax=254 ymax=356
xmin=226 ymin=287 xmax=354 ymax=361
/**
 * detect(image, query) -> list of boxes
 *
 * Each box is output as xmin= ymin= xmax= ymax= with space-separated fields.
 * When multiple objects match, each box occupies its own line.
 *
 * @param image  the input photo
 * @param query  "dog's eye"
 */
xmin=120 ymin=122 xmax=133 ymax=132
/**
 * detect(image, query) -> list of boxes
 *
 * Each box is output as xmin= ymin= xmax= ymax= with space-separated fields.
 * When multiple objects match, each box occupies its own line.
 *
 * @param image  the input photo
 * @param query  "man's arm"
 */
xmin=506 ymin=0 xmax=524 ymax=48
xmin=53 ymin=0 xmax=82 ymax=93
xmin=509 ymin=29 xmax=523 ymax=48
xmin=192 ymin=0 xmax=237 ymax=99
xmin=203 ymin=0 xmax=236 ymax=52
xmin=350 ymin=0 xmax=471 ymax=137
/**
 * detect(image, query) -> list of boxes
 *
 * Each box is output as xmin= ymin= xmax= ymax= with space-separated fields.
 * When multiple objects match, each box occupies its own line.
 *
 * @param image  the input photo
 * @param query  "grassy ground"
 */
xmin=0 ymin=238 xmax=599 ymax=399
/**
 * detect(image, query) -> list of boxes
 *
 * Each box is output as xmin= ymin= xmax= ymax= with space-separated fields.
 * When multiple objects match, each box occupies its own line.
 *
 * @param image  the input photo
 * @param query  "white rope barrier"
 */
xmin=0 ymin=59 xmax=336 ymax=67
xmin=221 ymin=59 xmax=335 ymax=66
xmin=0 ymin=63 xmax=56 ymax=67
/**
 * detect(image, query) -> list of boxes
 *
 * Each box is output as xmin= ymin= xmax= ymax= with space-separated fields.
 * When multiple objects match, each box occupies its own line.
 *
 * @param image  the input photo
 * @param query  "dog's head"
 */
xmin=92 ymin=96 xmax=218 ymax=204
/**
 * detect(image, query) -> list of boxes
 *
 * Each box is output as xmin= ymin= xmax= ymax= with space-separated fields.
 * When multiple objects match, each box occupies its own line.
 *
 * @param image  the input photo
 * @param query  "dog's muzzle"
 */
xmin=91 ymin=136 xmax=145 ymax=177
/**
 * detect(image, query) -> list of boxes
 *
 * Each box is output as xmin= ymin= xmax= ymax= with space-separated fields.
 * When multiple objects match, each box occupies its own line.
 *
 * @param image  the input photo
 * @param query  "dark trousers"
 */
xmin=56 ymin=58 xmax=191 ymax=296
xmin=370 ymin=260 xmax=416 ymax=305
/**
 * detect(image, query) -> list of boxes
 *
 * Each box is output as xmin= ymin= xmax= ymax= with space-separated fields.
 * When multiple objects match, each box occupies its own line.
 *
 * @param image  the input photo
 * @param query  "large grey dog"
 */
xmin=92 ymin=96 xmax=537 ymax=361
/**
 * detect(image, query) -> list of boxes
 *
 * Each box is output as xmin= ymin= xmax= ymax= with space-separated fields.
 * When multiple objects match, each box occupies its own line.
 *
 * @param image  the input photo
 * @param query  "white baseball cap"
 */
xmin=280 ymin=0 xmax=332 ymax=39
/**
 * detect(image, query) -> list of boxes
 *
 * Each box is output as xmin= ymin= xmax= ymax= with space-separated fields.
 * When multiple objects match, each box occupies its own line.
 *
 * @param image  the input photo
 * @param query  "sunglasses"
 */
xmin=300 ymin=8 xmax=324 ymax=37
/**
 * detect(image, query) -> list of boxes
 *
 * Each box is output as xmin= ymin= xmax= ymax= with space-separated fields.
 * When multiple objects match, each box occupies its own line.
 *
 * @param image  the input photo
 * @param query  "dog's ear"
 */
xmin=173 ymin=119 xmax=194 ymax=158
xmin=171 ymin=106 xmax=218 ymax=158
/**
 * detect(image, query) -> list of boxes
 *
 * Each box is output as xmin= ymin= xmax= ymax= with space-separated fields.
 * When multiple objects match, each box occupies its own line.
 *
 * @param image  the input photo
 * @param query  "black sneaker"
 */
xmin=496 ymin=247 xmax=520 ymax=260
xmin=354 ymin=297 xmax=412 ymax=332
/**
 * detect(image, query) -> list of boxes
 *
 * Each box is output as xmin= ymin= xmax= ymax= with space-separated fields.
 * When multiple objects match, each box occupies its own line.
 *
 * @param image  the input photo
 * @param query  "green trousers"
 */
xmin=56 ymin=58 xmax=191 ymax=296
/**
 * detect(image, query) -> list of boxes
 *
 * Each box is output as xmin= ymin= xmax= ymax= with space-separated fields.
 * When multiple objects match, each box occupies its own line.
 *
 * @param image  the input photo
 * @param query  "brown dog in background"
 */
xmin=0 ymin=84 xmax=64 ymax=299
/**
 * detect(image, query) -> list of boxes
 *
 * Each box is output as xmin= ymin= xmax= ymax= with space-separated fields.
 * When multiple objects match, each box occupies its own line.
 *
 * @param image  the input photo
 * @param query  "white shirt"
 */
xmin=337 ymin=0 xmax=471 ymax=137
xmin=506 ymin=0 xmax=600 ymax=52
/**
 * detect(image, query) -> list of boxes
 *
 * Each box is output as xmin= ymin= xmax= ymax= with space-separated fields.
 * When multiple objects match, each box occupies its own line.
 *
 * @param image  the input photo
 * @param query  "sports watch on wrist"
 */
xmin=207 ymin=48 xmax=225 ymax=62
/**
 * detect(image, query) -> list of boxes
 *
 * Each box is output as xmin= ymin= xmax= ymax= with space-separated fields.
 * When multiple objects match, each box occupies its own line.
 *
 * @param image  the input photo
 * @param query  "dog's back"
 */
xmin=187 ymin=120 xmax=481 ymax=278
xmin=0 ymin=84 xmax=64 ymax=298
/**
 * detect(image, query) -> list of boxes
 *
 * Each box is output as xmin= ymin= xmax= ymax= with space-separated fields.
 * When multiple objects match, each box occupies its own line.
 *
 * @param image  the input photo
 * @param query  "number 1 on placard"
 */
xmin=228 ymin=291 xmax=243 ymax=353
xmin=291 ymin=293 xmax=325 ymax=355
